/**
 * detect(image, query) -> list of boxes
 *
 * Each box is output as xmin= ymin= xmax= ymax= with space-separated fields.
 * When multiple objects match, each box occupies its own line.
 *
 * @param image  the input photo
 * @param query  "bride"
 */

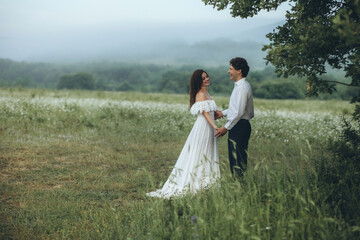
xmin=146 ymin=69 xmax=220 ymax=199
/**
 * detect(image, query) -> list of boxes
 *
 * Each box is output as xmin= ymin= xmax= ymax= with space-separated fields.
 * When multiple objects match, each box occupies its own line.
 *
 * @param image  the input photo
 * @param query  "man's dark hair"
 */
xmin=230 ymin=57 xmax=250 ymax=77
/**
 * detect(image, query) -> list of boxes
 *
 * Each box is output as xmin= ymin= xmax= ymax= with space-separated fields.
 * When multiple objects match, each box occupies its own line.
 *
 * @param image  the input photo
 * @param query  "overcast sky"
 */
xmin=0 ymin=0 xmax=291 ymax=62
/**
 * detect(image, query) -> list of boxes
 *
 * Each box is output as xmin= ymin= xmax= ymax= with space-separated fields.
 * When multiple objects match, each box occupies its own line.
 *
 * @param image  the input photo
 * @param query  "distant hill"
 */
xmin=1 ymin=19 xmax=284 ymax=67
xmin=120 ymin=38 xmax=268 ymax=68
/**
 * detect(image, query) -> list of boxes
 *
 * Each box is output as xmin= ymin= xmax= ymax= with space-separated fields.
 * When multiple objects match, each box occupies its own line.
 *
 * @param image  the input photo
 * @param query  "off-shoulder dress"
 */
xmin=146 ymin=100 xmax=220 ymax=198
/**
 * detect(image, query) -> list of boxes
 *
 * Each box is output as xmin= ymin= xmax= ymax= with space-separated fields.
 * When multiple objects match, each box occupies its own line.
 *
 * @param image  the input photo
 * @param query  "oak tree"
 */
xmin=202 ymin=0 xmax=360 ymax=99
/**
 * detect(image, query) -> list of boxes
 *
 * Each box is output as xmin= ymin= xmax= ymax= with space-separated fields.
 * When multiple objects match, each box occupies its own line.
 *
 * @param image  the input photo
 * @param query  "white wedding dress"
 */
xmin=146 ymin=100 xmax=220 ymax=199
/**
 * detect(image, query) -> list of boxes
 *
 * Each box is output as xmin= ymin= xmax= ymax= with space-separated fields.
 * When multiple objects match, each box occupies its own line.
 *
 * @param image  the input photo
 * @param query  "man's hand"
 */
xmin=214 ymin=110 xmax=224 ymax=120
xmin=215 ymin=126 xmax=227 ymax=138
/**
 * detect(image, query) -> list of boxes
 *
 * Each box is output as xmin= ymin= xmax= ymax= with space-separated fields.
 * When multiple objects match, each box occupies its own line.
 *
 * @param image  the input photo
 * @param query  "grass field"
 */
xmin=0 ymin=87 xmax=358 ymax=239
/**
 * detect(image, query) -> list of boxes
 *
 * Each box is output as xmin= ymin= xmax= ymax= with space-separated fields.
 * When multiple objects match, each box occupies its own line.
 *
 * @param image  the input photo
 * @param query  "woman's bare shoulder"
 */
xmin=195 ymin=91 xmax=207 ymax=102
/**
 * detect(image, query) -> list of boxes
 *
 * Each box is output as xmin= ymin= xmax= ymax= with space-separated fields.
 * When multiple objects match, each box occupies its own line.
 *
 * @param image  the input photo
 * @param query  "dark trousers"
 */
xmin=228 ymin=119 xmax=251 ymax=177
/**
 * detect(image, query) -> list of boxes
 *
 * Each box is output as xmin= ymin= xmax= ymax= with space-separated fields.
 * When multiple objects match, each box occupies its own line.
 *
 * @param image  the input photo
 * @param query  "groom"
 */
xmin=215 ymin=57 xmax=254 ymax=177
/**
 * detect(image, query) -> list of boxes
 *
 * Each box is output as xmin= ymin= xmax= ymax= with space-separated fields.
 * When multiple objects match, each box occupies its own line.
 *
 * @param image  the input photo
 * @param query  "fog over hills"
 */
xmin=121 ymin=39 xmax=268 ymax=69
xmin=1 ymin=18 xmax=283 ymax=68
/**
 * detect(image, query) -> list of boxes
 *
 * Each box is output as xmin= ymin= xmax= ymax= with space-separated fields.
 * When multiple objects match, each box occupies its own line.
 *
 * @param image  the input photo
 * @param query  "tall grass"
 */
xmin=0 ymin=88 xmax=358 ymax=239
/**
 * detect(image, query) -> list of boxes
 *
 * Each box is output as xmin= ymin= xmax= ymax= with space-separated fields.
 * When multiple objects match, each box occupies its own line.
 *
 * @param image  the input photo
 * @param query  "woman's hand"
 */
xmin=215 ymin=126 xmax=227 ymax=138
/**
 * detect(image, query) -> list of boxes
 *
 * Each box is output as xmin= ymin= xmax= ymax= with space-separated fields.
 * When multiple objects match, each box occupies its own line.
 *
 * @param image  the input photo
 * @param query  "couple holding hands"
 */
xmin=147 ymin=57 xmax=254 ymax=199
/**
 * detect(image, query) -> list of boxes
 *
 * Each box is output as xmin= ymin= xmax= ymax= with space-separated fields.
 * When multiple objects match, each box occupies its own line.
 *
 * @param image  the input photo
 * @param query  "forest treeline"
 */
xmin=0 ymin=58 xmax=356 ymax=100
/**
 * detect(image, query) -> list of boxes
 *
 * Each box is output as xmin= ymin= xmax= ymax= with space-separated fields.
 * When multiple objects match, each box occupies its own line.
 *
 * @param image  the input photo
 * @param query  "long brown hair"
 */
xmin=189 ymin=69 xmax=206 ymax=108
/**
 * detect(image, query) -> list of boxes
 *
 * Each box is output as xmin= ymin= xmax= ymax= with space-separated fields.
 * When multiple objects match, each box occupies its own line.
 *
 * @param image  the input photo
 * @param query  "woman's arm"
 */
xmin=202 ymin=111 xmax=218 ymax=130
xmin=195 ymin=92 xmax=217 ymax=130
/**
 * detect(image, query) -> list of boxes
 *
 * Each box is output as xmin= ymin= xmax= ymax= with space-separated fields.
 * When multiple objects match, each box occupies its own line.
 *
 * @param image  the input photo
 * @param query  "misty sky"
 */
xmin=0 ymin=0 xmax=290 ymax=62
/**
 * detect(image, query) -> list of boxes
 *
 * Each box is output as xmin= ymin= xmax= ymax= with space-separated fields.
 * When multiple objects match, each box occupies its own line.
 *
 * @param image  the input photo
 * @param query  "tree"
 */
xmin=57 ymin=72 xmax=95 ymax=90
xmin=14 ymin=77 xmax=33 ymax=88
xmin=158 ymin=70 xmax=190 ymax=93
xmin=117 ymin=81 xmax=134 ymax=91
xmin=255 ymin=81 xmax=304 ymax=99
xmin=202 ymin=0 xmax=360 ymax=98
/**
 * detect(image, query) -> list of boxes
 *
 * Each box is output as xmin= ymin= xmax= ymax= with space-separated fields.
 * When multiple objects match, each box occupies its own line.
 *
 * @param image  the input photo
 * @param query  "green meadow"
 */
xmin=0 ymin=88 xmax=358 ymax=239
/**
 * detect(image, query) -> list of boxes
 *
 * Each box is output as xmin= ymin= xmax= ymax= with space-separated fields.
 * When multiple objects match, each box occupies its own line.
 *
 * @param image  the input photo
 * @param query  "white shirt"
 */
xmin=223 ymin=78 xmax=254 ymax=130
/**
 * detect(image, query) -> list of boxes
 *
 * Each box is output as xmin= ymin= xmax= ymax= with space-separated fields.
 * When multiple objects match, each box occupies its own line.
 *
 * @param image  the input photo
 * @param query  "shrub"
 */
xmin=317 ymin=104 xmax=360 ymax=224
xmin=57 ymin=72 xmax=95 ymax=90
xmin=255 ymin=82 xmax=304 ymax=99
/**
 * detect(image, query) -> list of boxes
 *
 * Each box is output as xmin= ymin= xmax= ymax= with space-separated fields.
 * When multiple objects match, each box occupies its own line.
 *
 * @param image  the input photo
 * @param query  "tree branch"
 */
xmin=324 ymin=80 xmax=357 ymax=87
